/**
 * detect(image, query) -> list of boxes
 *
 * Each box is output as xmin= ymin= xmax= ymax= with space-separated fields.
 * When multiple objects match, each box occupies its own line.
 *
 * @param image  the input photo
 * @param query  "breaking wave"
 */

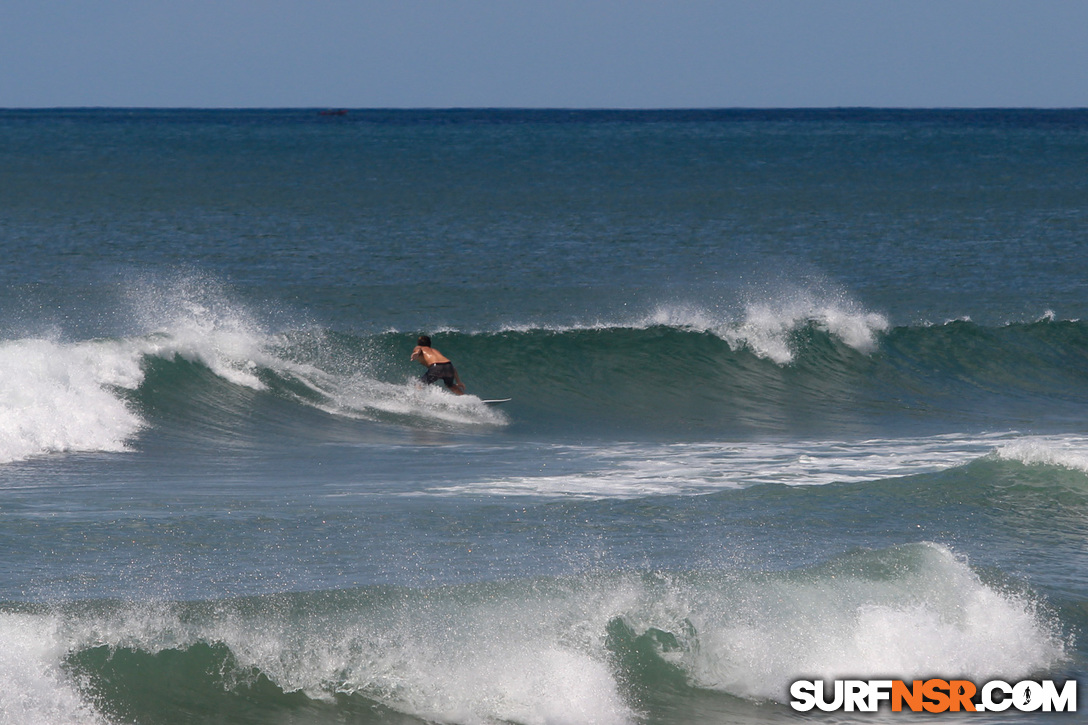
xmin=3 ymin=277 xmax=1088 ymax=462
xmin=1 ymin=544 xmax=1066 ymax=725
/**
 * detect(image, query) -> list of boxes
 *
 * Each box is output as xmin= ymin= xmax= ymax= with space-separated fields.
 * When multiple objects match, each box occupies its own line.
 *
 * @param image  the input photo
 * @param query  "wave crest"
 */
xmin=7 ymin=543 xmax=1065 ymax=723
xmin=995 ymin=436 xmax=1088 ymax=475
xmin=0 ymin=338 xmax=144 ymax=463
xmin=623 ymin=292 xmax=889 ymax=365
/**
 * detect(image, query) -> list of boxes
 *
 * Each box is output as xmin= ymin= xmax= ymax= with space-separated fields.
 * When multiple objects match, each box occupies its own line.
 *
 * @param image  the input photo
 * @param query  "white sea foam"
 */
xmin=316 ymin=377 xmax=509 ymax=429
xmin=0 ymin=338 xmax=146 ymax=464
xmin=641 ymin=543 xmax=1066 ymax=703
xmin=639 ymin=292 xmax=889 ymax=364
xmin=425 ymin=433 xmax=1013 ymax=498
xmin=293 ymin=617 xmax=631 ymax=725
xmin=994 ymin=434 xmax=1088 ymax=474
xmin=124 ymin=275 xmax=277 ymax=390
xmin=0 ymin=613 xmax=108 ymax=725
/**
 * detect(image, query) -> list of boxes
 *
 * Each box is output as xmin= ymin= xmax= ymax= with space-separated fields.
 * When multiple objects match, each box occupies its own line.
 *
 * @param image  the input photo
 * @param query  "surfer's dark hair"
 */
xmin=418 ymin=335 xmax=432 ymax=347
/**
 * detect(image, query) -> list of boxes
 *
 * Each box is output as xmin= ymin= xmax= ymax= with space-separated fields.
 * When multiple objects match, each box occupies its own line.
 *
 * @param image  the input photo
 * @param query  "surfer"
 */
xmin=411 ymin=335 xmax=466 ymax=395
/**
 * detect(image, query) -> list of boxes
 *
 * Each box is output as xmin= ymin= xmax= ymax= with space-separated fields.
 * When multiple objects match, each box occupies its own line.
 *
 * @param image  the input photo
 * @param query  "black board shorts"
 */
xmin=421 ymin=362 xmax=458 ymax=389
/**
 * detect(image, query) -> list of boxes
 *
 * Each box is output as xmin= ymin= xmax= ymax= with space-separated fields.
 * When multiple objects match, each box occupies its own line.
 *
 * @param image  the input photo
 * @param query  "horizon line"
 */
xmin=3 ymin=105 xmax=1087 ymax=112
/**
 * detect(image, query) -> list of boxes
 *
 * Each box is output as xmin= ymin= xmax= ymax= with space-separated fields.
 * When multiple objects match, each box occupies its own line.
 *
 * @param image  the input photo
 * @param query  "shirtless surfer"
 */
xmin=411 ymin=335 xmax=466 ymax=395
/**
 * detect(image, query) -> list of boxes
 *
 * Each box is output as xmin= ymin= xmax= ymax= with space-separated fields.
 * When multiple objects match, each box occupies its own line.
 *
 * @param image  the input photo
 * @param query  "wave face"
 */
xmin=6 ymin=278 xmax=1088 ymax=459
xmin=3 ymin=285 xmax=1087 ymax=462
xmin=437 ymin=313 xmax=1088 ymax=438
xmin=4 ymin=543 xmax=1066 ymax=725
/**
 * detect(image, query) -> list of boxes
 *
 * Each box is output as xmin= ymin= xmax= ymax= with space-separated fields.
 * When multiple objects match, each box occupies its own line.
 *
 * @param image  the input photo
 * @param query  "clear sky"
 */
xmin=2 ymin=0 xmax=1086 ymax=108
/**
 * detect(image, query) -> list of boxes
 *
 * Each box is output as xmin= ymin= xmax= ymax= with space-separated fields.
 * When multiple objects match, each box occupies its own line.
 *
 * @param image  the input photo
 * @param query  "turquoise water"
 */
xmin=1 ymin=109 xmax=1087 ymax=723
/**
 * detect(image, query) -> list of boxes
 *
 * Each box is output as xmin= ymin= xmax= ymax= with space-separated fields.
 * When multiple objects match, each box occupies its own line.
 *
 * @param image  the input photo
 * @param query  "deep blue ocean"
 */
xmin=1 ymin=108 xmax=1087 ymax=724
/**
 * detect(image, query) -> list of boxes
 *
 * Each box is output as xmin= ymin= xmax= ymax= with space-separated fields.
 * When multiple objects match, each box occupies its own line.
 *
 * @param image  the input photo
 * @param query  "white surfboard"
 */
xmin=481 ymin=398 xmax=512 ymax=404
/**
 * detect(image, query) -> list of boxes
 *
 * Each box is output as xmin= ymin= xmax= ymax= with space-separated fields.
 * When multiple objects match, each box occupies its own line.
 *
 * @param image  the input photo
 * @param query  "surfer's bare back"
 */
xmin=411 ymin=335 xmax=465 ymax=395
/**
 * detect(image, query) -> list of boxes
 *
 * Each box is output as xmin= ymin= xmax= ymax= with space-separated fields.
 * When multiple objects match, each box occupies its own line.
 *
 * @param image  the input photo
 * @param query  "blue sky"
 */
xmin=2 ymin=1 xmax=1086 ymax=108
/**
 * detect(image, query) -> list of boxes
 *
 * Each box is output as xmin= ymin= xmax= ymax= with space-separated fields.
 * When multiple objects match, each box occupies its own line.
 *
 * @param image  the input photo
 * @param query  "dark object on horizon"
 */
xmin=319 ymin=109 xmax=348 ymax=117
